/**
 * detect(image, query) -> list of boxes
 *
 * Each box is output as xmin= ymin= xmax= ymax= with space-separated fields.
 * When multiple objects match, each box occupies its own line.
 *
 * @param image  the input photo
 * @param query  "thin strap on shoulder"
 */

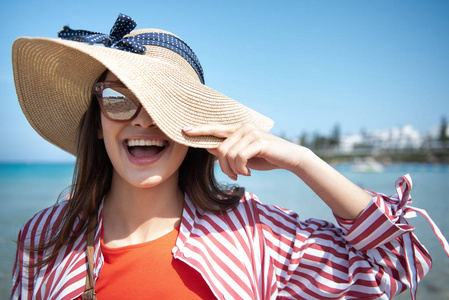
xmin=82 ymin=216 xmax=97 ymax=300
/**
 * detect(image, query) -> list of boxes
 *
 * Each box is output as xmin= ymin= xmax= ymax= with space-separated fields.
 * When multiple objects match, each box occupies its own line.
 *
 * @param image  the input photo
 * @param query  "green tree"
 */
xmin=312 ymin=133 xmax=329 ymax=151
xmin=330 ymin=123 xmax=341 ymax=147
xmin=299 ymin=132 xmax=308 ymax=146
xmin=439 ymin=116 xmax=448 ymax=148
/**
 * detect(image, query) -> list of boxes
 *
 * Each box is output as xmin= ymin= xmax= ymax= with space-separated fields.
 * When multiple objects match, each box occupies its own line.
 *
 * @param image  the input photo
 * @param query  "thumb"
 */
xmin=206 ymin=148 xmax=219 ymax=156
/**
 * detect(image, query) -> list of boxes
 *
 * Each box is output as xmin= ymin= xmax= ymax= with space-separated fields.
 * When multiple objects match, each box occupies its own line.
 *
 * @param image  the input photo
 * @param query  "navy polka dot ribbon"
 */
xmin=58 ymin=13 xmax=205 ymax=84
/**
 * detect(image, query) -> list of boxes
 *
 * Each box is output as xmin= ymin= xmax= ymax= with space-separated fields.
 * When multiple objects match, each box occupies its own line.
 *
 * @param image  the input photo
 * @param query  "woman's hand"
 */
xmin=183 ymin=124 xmax=306 ymax=180
xmin=184 ymin=123 xmax=373 ymax=220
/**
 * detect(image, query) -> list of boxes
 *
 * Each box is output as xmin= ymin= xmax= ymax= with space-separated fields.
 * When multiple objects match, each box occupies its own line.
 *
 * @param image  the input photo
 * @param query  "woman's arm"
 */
xmin=183 ymin=124 xmax=372 ymax=220
xmin=184 ymin=124 xmax=449 ymax=299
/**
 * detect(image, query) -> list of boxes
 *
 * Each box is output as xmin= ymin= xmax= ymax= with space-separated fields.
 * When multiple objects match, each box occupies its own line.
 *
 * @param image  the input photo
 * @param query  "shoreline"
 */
xmin=317 ymin=149 xmax=449 ymax=164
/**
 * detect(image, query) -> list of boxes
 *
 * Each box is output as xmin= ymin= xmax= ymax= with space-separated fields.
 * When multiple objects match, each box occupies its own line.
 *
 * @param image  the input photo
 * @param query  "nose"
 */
xmin=131 ymin=107 xmax=156 ymax=128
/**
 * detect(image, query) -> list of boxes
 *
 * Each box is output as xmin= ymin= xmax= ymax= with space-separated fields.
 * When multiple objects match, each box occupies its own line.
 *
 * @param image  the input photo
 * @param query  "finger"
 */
xmin=206 ymin=148 xmax=218 ymax=156
xmin=214 ymin=126 xmax=250 ymax=176
xmin=234 ymin=140 xmax=268 ymax=173
xmin=214 ymin=124 xmax=259 ymax=176
xmin=220 ymin=132 xmax=256 ymax=176
xmin=205 ymin=134 xmax=249 ymax=179
xmin=216 ymin=150 xmax=238 ymax=181
xmin=183 ymin=124 xmax=241 ymax=138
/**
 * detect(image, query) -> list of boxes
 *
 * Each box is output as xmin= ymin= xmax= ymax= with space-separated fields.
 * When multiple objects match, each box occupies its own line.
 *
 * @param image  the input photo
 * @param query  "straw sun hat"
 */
xmin=12 ymin=13 xmax=273 ymax=155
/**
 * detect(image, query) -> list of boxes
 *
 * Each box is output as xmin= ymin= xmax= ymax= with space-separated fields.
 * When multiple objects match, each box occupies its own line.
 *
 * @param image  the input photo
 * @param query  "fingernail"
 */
xmin=229 ymin=175 xmax=238 ymax=181
xmin=239 ymin=169 xmax=251 ymax=176
xmin=183 ymin=126 xmax=194 ymax=132
xmin=243 ymin=168 xmax=251 ymax=176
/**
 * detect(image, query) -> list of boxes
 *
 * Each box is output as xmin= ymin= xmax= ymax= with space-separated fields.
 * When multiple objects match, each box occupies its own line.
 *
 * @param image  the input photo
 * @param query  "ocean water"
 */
xmin=0 ymin=162 xmax=448 ymax=299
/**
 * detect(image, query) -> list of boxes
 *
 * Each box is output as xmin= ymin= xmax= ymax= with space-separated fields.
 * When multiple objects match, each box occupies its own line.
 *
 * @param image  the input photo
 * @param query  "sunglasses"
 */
xmin=93 ymin=81 xmax=143 ymax=122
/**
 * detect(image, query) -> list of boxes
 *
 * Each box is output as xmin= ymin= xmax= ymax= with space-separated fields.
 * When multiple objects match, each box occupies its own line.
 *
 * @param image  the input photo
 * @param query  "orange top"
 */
xmin=93 ymin=226 xmax=216 ymax=299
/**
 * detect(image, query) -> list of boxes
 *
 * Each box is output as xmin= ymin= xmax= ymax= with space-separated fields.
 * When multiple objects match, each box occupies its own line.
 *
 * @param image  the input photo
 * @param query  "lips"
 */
xmin=125 ymin=138 xmax=168 ymax=164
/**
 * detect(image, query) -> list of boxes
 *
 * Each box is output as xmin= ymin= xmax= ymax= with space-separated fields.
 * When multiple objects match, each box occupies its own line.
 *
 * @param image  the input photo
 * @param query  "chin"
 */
xmin=111 ymin=165 xmax=180 ymax=191
xmin=125 ymin=169 xmax=180 ymax=190
xmin=133 ymin=176 xmax=165 ymax=188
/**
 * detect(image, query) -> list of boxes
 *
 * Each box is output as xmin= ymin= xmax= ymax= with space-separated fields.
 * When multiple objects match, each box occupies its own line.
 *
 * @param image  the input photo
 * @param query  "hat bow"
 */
xmin=58 ymin=13 xmax=146 ymax=54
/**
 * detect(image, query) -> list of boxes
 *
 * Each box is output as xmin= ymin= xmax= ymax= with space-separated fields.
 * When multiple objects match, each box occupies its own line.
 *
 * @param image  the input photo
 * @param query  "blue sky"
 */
xmin=1 ymin=0 xmax=448 ymax=162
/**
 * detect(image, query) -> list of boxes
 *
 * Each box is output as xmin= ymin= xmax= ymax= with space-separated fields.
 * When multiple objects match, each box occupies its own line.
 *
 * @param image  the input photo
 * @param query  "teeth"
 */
xmin=127 ymin=139 xmax=166 ymax=147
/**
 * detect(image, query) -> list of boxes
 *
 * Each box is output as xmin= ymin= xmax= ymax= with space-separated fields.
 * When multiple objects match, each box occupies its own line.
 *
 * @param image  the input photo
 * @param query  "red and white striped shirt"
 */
xmin=11 ymin=175 xmax=448 ymax=299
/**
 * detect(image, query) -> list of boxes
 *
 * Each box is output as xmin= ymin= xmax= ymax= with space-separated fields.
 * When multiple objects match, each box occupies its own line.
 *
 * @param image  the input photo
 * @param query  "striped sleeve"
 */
xmin=11 ymin=201 xmax=104 ymax=300
xmin=255 ymin=175 xmax=433 ymax=300
xmin=11 ymin=203 xmax=65 ymax=299
xmin=10 ymin=201 xmax=82 ymax=300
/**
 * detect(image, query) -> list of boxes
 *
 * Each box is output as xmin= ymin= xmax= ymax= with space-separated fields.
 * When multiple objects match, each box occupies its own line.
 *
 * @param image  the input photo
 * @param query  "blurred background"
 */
xmin=1 ymin=1 xmax=448 ymax=299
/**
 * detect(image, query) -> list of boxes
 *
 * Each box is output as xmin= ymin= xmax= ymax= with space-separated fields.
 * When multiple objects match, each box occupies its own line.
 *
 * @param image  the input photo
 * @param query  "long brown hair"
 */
xmin=24 ymin=77 xmax=244 ymax=268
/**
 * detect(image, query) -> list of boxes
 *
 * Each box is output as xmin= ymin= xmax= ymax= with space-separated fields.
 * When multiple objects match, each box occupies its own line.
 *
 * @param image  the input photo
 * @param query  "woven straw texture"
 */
xmin=12 ymin=29 xmax=274 ymax=155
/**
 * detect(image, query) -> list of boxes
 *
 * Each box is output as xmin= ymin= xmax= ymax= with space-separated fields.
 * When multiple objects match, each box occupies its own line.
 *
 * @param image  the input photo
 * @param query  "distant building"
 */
xmin=339 ymin=134 xmax=363 ymax=153
xmin=340 ymin=125 xmax=425 ymax=154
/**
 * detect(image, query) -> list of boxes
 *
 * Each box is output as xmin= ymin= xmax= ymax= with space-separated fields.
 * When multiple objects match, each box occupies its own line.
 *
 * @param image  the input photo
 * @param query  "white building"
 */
xmin=340 ymin=125 xmax=425 ymax=153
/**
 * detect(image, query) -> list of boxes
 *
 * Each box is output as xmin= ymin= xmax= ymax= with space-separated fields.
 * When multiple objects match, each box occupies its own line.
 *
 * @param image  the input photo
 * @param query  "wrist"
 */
xmin=287 ymin=145 xmax=314 ymax=176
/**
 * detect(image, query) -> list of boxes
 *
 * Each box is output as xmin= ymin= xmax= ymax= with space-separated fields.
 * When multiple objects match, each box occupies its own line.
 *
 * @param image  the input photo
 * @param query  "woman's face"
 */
xmin=99 ymin=71 xmax=189 ymax=189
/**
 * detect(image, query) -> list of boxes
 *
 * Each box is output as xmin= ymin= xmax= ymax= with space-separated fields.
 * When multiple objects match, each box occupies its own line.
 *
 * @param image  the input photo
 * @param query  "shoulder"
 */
xmin=234 ymin=192 xmax=342 ymax=240
xmin=17 ymin=201 xmax=69 ymax=247
xmin=235 ymin=191 xmax=301 ymax=225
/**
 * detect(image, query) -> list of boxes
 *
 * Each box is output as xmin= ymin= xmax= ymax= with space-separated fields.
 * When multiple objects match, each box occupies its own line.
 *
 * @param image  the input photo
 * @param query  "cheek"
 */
xmin=173 ymin=146 xmax=189 ymax=166
xmin=165 ymin=144 xmax=188 ymax=170
xmin=100 ymin=116 xmax=122 ymax=156
xmin=100 ymin=115 xmax=119 ymax=140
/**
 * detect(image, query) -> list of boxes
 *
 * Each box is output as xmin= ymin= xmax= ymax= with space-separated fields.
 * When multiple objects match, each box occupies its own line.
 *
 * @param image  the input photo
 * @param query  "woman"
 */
xmin=11 ymin=14 xmax=447 ymax=300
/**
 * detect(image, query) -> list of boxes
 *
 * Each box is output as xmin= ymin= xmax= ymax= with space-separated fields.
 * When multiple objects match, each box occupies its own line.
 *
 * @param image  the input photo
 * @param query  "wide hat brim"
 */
xmin=12 ymin=35 xmax=274 ymax=156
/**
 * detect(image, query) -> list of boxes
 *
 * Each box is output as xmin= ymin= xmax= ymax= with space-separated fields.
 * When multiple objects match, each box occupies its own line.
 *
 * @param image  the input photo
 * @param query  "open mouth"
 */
xmin=126 ymin=139 xmax=168 ymax=158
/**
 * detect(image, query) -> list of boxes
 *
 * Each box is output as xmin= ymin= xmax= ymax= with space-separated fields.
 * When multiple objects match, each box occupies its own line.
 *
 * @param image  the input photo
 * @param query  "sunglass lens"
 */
xmin=101 ymin=88 xmax=139 ymax=120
